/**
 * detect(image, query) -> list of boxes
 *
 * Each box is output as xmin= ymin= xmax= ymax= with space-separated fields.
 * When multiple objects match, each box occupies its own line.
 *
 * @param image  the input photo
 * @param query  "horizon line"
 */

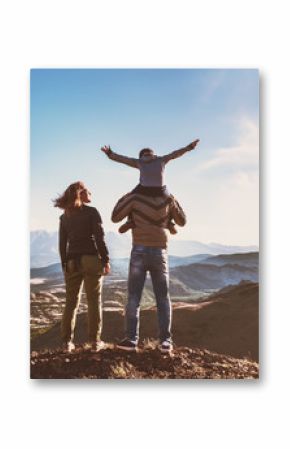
xmin=30 ymin=228 xmax=259 ymax=248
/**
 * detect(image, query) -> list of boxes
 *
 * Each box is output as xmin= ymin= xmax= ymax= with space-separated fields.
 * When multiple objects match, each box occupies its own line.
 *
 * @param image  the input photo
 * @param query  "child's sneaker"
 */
xmin=168 ymin=221 xmax=177 ymax=235
xmin=118 ymin=220 xmax=135 ymax=234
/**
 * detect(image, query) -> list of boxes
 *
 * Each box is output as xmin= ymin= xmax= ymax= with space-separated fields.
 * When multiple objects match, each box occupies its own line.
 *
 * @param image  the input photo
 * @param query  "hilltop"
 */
xmin=31 ymin=344 xmax=258 ymax=379
xmin=31 ymin=281 xmax=259 ymax=362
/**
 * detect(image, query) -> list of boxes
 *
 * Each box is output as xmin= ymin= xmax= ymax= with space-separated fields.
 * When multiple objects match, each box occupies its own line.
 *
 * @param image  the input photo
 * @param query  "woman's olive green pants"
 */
xmin=61 ymin=255 xmax=103 ymax=343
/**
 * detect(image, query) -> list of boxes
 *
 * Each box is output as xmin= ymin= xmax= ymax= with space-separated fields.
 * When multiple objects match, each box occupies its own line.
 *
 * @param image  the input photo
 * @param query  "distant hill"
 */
xmin=30 ymin=253 xmax=212 ymax=279
xmin=169 ymin=254 xmax=211 ymax=267
xmin=31 ymin=251 xmax=259 ymax=280
xmin=30 ymin=230 xmax=59 ymax=267
xmin=30 ymin=252 xmax=259 ymax=312
xmin=30 ymin=230 xmax=258 ymax=267
xmin=31 ymin=281 xmax=259 ymax=362
xmin=170 ymin=261 xmax=258 ymax=291
xmin=202 ymin=252 xmax=259 ymax=268
xmin=31 ymin=263 xmax=63 ymax=279
xmin=168 ymin=240 xmax=258 ymax=258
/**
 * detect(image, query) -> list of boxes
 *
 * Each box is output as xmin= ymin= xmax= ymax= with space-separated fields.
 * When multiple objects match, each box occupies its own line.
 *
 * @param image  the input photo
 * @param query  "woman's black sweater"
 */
xmin=59 ymin=205 xmax=109 ymax=267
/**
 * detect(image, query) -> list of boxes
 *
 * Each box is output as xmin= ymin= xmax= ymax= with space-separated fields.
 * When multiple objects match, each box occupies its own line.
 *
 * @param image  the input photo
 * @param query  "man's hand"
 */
xmin=103 ymin=262 xmax=111 ymax=276
xmin=100 ymin=145 xmax=111 ymax=154
xmin=186 ymin=139 xmax=200 ymax=151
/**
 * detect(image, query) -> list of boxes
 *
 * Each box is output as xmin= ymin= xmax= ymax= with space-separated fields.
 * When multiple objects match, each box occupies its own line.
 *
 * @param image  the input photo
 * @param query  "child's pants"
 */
xmin=131 ymin=184 xmax=170 ymax=197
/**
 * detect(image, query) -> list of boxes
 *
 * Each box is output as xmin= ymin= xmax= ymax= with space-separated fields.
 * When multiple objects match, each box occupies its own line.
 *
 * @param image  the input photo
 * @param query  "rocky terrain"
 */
xmin=31 ymin=281 xmax=259 ymax=380
xmin=31 ymin=344 xmax=258 ymax=379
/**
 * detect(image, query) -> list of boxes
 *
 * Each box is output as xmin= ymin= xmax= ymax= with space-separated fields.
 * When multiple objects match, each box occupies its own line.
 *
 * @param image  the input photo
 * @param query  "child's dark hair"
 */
xmin=139 ymin=148 xmax=154 ymax=158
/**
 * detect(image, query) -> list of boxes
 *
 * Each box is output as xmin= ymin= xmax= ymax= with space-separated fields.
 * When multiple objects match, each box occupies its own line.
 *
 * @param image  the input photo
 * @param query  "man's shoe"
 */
xmin=116 ymin=339 xmax=137 ymax=352
xmin=91 ymin=340 xmax=107 ymax=352
xmin=63 ymin=341 xmax=75 ymax=353
xmin=159 ymin=341 xmax=173 ymax=354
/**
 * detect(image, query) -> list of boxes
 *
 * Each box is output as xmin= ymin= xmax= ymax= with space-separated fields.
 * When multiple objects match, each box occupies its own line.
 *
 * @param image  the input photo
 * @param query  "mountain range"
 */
xmin=31 ymin=251 xmax=258 ymax=288
xmin=30 ymin=230 xmax=258 ymax=267
xmin=30 ymin=251 xmax=259 ymax=336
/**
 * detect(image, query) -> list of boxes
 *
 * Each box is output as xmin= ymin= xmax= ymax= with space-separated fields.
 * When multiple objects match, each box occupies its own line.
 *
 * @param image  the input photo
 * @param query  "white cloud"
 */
xmin=196 ymin=117 xmax=259 ymax=173
xmin=175 ymin=117 xmax=259 ymax=245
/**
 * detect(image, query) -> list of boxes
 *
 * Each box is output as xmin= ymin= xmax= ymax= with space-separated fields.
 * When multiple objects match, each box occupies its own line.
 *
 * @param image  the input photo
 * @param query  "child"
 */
xmin=100 ymin=140 xmax=199 ymax=234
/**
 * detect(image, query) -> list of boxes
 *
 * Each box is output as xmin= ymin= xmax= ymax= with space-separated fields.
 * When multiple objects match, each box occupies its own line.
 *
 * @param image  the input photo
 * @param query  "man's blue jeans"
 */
xmin=126 ymin=245 xmax=172 ymax=344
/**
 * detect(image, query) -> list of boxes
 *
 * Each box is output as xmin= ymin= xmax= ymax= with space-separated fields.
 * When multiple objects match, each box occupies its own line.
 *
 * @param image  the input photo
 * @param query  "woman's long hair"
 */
xmin=53 ymin=181 xmax=85 ymax=214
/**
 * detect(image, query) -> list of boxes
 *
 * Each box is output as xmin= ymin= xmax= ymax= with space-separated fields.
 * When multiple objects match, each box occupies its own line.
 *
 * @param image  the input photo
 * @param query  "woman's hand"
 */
xmin=103 ymin=262 xmax=111 ymax=275
xmin=100 ymin=145 xmax=111 ymax=154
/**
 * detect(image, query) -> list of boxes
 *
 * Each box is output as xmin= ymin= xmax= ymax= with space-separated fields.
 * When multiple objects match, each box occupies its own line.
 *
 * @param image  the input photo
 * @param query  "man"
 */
xmin=111 ymin=191 xmax=186 ymax=353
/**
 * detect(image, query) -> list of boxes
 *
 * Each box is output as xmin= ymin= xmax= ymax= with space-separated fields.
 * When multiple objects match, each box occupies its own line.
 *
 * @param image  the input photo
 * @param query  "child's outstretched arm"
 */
xmin=100 ymin=145 xmax=139 ymax=169
xmin=162 ymin=139 xmax=200 ymax=164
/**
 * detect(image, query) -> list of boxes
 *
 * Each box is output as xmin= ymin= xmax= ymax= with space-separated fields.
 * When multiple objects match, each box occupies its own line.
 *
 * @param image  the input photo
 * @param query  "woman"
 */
xmin=53 ymin=181 xmax=110 ymax=352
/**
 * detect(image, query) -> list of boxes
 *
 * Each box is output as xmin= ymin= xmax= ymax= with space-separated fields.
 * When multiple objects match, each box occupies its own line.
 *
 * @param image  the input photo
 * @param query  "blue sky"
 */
xmin=30 ymin=69 xmax=259 ymax=245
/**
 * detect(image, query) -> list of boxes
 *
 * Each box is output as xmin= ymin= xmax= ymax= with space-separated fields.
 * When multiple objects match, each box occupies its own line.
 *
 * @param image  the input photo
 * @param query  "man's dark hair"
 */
xmin=139 ymin=148 xmax=154 ymax=158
